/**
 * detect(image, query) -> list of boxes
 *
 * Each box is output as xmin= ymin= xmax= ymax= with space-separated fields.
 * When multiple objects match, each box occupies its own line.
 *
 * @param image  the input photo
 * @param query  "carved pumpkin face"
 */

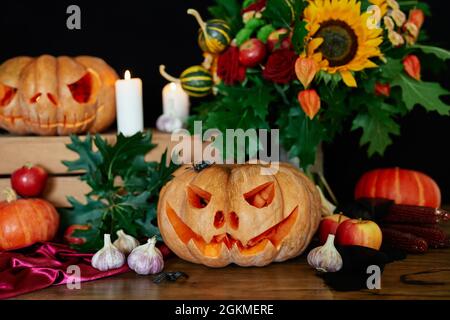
xmin=157 ymin=163 xmax=321 ymax=267
xmin=0 ymin=55 xmax=118 ymax=135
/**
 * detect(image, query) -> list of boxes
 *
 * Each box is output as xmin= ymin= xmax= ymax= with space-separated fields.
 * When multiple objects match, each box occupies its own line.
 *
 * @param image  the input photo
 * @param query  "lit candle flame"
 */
xmin=124 ymin=70 xmax=131 ymax=80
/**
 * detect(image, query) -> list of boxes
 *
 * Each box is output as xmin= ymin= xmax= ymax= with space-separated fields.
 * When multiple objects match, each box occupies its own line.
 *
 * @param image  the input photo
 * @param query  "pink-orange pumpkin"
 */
xmin=355 ymin=167 xmax=441 ymax=208
xmin=0 ymin=189 xmax=60 ymax=251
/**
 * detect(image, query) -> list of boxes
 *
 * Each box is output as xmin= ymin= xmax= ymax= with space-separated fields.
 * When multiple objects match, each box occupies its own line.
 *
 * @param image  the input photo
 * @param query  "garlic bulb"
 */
xmin=113 ymin=229 xmax=140 ymax=255
xmin=91 ymin=234 xmax=126 ymax=271
xmin=156 ymin=114 xmax=183 ymax=133
xmin=127 ymin=236 xmax=164 ymax=275
xmin=307 ymin=234 xmax=343 ymax=272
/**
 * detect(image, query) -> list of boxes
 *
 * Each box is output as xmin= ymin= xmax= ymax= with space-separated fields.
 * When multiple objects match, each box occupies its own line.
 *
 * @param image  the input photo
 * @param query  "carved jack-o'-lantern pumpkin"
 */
xmin=157 ymin=163 xmax=322 ymax=267
xmin=0 ymin=55 xmax=118 ymax=135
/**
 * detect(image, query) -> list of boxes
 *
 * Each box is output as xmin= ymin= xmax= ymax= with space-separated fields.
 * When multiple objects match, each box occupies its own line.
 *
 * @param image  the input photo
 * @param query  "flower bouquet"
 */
xmin=160 ymin=0 xmax=449 ymax=169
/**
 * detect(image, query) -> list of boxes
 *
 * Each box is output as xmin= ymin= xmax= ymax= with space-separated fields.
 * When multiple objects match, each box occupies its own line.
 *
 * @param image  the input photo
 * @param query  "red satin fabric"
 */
xmin=0 ymin=242 xmax=129 ymax=299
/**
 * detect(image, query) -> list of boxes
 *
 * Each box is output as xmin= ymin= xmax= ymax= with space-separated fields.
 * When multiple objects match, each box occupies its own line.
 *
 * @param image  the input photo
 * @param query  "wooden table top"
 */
xmin=13 ymin=245 xmax=450 ymax=300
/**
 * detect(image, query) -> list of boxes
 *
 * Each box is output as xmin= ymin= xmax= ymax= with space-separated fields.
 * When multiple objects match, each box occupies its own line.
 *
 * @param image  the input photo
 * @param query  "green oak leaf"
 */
xmin=411 ymin=45 xmax=450 ymax=60
xmin=61 ymin=133 xmax=178 ymax=252
xmin=352 ymin=101 xmax=401 ymax=156
xmin=278 ymin=106 xmax=326 ymax=168
xmin=263 ymin=0 xmax=294 ymax=28
xmin=379 ymin=58 xmax=403 ymax=79
xmin=391 ymin=73 xmax=450 ymax=115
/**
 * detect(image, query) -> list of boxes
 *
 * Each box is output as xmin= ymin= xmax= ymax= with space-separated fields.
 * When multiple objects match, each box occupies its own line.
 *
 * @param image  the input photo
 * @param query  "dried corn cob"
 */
xmin=381 ymin=228 xmax=428 ymax=253
xmin=384 ymin=224 xmax=449 ymax=248
xmin=381 ymin=205 xmax=449 ymax=225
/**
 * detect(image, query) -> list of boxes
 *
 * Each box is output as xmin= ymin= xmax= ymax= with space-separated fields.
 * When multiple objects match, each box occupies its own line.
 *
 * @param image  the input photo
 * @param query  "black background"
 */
xmin=1 ymin=0 xmax=449 ymax=204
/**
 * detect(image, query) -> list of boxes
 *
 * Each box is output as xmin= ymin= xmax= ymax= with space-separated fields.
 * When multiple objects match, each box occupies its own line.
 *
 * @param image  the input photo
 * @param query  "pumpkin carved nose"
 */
xmin=229 ymin=211 xmax=239 ymax=230
xmin=47 ymin=93 xmax=58 ymax=106
xmin=30 ymin=92 xmax=58 ymax=106
xmin=214 ymin=211 xmax=225 ymax=228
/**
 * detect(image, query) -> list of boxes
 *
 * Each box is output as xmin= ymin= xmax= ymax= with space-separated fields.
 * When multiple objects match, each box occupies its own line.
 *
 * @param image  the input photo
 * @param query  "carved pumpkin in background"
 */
xmin=0 ymin=55 xmax=118 ymax=135
xmin=157 ymin=163 xmax=322 ymax=267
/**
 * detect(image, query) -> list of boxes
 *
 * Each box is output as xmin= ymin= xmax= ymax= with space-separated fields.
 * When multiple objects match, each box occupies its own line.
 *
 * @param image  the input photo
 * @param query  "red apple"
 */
xmin=239 ymin=38 xmax=267 ymax=67
xmin=267 ymin=28 xmax=292 ymax=52
xmin=11 ymin=163 xmax=48 ymax=197
xmin=318 ymin=214 xmax=350 ymax=245
xmin=335 ymin=219 xmax=383 ymax=250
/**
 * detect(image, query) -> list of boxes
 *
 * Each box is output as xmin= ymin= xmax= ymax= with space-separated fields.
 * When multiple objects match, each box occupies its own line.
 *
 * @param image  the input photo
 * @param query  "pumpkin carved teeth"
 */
xmin=166 ymin=202 xmax=298 ymax=257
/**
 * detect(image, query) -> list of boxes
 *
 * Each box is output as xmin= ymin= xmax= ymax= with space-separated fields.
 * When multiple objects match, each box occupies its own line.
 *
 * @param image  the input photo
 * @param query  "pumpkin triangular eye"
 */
xmin=244 ymin=182 xmax=275 ymax=208
xmin=68 ymin=72 xmax=94 ymax=103
xmin=187 ymin=184 xmax=211 ymax=209
xmin=0 ymin=83 xmax=17 ymax=107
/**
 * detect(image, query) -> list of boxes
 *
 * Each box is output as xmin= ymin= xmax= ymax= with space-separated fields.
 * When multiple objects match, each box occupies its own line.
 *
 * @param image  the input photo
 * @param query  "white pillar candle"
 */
xmin=162 ymin=82 xmax=190 ymax=122
xmin=115 ymin=70 xmax=144 ymax=136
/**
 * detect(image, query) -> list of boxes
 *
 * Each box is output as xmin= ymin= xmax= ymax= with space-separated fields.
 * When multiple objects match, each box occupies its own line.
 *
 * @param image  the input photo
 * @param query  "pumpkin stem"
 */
xmin=318 ymin=172 xmax=338 ymax=205
xmin=187 ymin=9 xmax=206 ymax=31
xmin=3 ymin=187 xmax=17 ymax=203
xmin=159 ymin=65 xmax=180 ymax=83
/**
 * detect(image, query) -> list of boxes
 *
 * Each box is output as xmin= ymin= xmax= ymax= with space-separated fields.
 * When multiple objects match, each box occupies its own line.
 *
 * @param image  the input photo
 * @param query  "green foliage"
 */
xmin=292 ymin=20 xmax=307 ymax=54
xmin=278 ymin=106 xmax=326 ymax=168
xmin=352 ymin=100 xmax=401 ymax=156
xmin=263 ymin=0 xmax=294 ymax=28
xmin=208 ymin=0 xmax=243 ymax=35
xmin=391 ymin=74 xmax=450 ymax=115
xmin=257 ymin=24 xmax=276 ymax=42
xmin=411 ymin=45 xmax=450 ymax=61
xmin=189 ymin=77 xmax=276 ymax=160
xmin=60 ymin=132 xmax=179 ymax=252
xmin=196 ymin=0 xmax=449 ymax=167
xmin=379 ymin=58 xmax=403 ymax=80
xmin=319 ymin=86 xmax=353 ymax=138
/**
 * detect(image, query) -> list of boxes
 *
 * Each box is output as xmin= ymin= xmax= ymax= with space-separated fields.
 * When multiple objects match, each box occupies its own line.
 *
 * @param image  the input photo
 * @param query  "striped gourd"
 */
xmin=159 ymin=65 xmax=212 ymax=98
xmin=180 ymin=66 xmax=213 ymax=97
xmin=188 ymin=9 xmax=232 ymax=54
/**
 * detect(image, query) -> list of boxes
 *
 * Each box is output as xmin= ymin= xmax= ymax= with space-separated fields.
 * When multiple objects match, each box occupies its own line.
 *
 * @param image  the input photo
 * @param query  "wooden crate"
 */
xmin=0 ymin=129 xmax=192 ymax=207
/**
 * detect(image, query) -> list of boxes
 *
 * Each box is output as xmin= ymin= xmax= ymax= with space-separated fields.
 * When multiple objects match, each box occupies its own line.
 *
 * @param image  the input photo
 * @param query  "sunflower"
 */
xmin=303 ymin=0 xmax=383 ymax=87
xmin=369 ymin=0 xmax=388 ymax=17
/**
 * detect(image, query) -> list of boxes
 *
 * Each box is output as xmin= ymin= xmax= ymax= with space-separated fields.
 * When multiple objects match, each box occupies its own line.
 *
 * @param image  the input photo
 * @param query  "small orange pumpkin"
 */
xmin=157 ymin=162 xmax=321 ymax=267
xmin=355 ymin=167 xmax=441 ymax=208
xmin=0 ymin=55 xmax=118 ymax=135
xmin=0 ymin=188 xmax=60 ymax=251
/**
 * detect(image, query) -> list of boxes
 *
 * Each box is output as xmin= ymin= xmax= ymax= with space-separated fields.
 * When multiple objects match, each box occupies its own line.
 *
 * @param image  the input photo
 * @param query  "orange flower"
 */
xmin=408 ymin=9 xmax=425 ymax=30
xmin=403 ymin=55 xmax=421 ymax=81
xmin=298 ymin=89 xmax=321 ymax=120
xmin=375 ymin=82 xmax=391 ymax=97
xmin=404 ymin=9 xmax=425 ymax=44
xmin=295 ymin=57 xmax=318 ymax=89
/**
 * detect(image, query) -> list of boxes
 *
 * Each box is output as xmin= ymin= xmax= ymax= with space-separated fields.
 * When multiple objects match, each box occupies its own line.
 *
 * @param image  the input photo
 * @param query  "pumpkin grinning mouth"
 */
xmin=166 ymin=203 xmax=298 ymax=257
xmin=0 ymin=104 xmax=105 ymax=128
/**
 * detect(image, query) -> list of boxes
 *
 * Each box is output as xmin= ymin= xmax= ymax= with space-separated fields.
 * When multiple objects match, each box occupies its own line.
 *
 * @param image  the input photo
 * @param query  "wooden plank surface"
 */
xmin=11 ymin=244 xmax=450 ymax=300
xmin=0 ymin=129 xmax=181 ymax=175
xmin=0 ymin=176 xmax=89 ymax=207
xmin=0 ymin=129 xmax=202 ymax=206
